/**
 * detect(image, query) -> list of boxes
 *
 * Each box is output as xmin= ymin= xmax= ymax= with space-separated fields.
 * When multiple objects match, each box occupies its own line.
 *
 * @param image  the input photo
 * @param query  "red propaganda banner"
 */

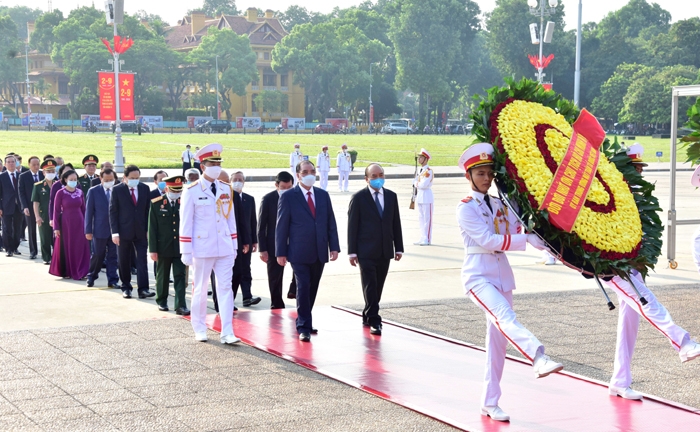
xmin=369 ymin=105 xmax=374 ymax=124
xmin=98 ymin=72 xmax=116 ymax=121
xmin=236 ymin=118 xmax=243 ymax=128
xmin=119 ymin=73 xmax=135 ymax=120
xmin=539 ymin=109 xmax=606 ymax=232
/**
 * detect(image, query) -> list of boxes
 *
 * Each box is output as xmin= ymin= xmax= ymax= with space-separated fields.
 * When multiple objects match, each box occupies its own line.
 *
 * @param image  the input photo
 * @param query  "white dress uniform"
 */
xmin=603 ymin=270 xmax=697 ymax=394
xmin=290 ymin=148 xmax=303 ymax=186
xmin=180 ymin=145 xmax=239 ymax=342
xmin=316 ymin=149 xmax=331 ymax=191
xmin=414 ymin=156 xmax=434 ymax=245
xmin=337 ymin=149 xmax=352 ymax=191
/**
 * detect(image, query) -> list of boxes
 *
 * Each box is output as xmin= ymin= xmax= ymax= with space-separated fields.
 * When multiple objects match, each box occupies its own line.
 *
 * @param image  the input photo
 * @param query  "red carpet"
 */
xmin=190 ymin=306 xmax=700 ymax=431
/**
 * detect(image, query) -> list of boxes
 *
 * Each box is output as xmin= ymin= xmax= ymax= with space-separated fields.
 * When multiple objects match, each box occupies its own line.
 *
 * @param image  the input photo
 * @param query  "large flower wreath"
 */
xmin=471 ymin=78 xmax=663 ymax=277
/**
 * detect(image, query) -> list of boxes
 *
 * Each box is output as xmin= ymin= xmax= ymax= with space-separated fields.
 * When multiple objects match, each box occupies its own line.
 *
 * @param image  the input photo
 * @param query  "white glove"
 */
xmin=181 ymin=253 xmax=193 ymax=266
xmin=527 ymin=234 xmax=546 ymax=251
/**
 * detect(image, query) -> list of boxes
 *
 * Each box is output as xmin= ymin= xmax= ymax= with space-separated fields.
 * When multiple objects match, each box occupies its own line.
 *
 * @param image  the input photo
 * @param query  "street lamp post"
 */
xmin=528 ymin=0 xmax=558 ymax=83
xmin=215 ymin=55 xmax=220 ymax=120
xmin=25 ymin=42 xmax=31 ymax=131
xmin=574 ymin=0 xmax=583 ymax=106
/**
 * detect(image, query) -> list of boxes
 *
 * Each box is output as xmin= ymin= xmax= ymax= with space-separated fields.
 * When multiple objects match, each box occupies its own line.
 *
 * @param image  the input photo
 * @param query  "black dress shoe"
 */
xmin=86 ymin=279 xmax=94 ymax=288
xmin=108 ymin=283 xmax=120 ymax=289
xmin=123 ymin=290 xmax=132 ymax=299
xmin=13 ymin=250 xmax=21 ymax=255
xmin=138 ymin=291 xmax=156 ymax=299
xmin=287 ymin=292 xmax=296 ymax=299
xmin=208 ymin=290 xmax=212 ymax=295
xmin=175 ymin=307 xmax=190 ymax=316
xmin=43 ymin=261 xmax=50 ymax=265
xmin=299 ymin=332 xmax=311 ymax=342
xmin=242 ymin=297 xmax=261 ymax=307
xmin=310 ymin=328 xmax=318 ymax=334
xmin=158 ymin=305 xmax=169 ymax=311
xmin=370 ymin=325 xmax=382 ymax=335
xmin=29 ymin=254 xmax=37 ymax=260
xmin=130 ymin=268 xmax=137 ymax=275
xmin=234 ymin=306 xmax=238 ymax=311
xmin=6 ymin=252 xmax=12 ymax=257
xmin=169 ymin=278 xmax=173 ymax=283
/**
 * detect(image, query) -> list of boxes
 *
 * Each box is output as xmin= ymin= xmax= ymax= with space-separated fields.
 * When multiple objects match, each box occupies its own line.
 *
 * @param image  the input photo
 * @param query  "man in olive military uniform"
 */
xmin=148 ymin=175 xmax=190 ymax=315
xmin=79 ymin=154 xmax=99 ymax=196
xmin=31 ymin=159 xmax=57 ymax=264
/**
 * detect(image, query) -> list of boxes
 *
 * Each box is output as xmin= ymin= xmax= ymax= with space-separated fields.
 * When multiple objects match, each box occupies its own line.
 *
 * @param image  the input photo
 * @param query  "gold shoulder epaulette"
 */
xmin=34 ymin=180 xmax=43 ymax=185
xmin=187 ymin=181 xmax=199 ymax=189
xmin=151 ymin=195 xmax=164 ymax=203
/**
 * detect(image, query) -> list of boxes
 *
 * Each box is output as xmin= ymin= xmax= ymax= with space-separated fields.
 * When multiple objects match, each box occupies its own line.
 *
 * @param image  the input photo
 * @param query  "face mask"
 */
xmin=127 ymin=179 xmax=140 ymax=188
xmin=103 ymin=180 xmax=114 ymax=189
xmin=205 ymin=166 xmax=222 ymax=179
xmin=45 ymin=173 xmax=56 ymax=181
xmin=167 ymin=192 xmax=181 ymax=200
xmin=66 ymin=180 xmax=78 ymax=188
xmin=300 ymin=174 xmax=316 ymax=187
xmin=232 ymin=181 xmax=244 ymax=192
xmin=369 ymin=178 xmax=385 ymax=189
xmin=278 ymin=188 xmax=289 ymax=196
xmin=158 ymin=181 xmax=166 ymax=191
xmin=56 ymin=165 xmax=62 ymax=172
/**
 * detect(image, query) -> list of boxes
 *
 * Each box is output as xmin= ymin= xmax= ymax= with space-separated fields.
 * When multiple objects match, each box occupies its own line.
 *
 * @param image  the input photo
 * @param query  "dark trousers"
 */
xmin=232 ymin=251 xmax=253 ymax=300
xmin=1 ymin=212 xmax=23 ymax=252
xmin=358 ymin=258 xmax=391 ymax=326
xmin=182 ymin=162 xmax=192 ymax=175
xmin=194 ymin=162 xmax=202 ymax=173
xmin=38 ymin=220 xmax=52 ymax=262
xmin=117 ymin=237 xmax=149 ymax=292
xmin=155 ymin=256 xmax=187 ymax=310
xmin=266 ymin=257 xmax=295 ymax=309
xmin=88 ymin=237 xmax=119 ymax=285
xmin=291 ymin=260 xmax=325 ymax=333
xmin=24 ymin=212 xmax=38 ymax=256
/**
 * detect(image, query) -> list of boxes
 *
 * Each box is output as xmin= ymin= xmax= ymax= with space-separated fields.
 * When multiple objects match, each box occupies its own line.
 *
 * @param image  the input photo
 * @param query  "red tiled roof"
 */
xmin=164 ymin=14 xmax=288 ymax=50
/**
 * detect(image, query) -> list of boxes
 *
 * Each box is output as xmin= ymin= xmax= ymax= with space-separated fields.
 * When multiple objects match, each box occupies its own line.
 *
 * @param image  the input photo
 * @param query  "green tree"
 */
xmin=620 ymin=65 xmax=699 ymax=125
xmin=272 ymin=20 xmax=389 ymax=121
xmin=254 ymin=90 xmax=289 ymax=115
xmin=56 ymin=39 xmax=111 ymax=115
xmin=591 ymin=63 xmax=649 ymax=122
xmin=46 ymin=93 xmax=58 ymax=113
xmin=190 ymin=0 xmax=239 ymax=17
xmin=33 ymin=78 xmax=50 ymax=111
xmin=276 ymin=5 xmax=328 ymax=31
xmin=29 ymin=10 xmax=63 ymax=54
xmin=0 ymin=5 xmax=42 ymax=38
xmin=0 ymin=15 xmax=24 ymax=115
xmin=647 ymin=18 xmax=700 ymax=69
xmin=387 ymin=0 xmax=480 ymax=128
xmin=188 ymin=28 xmax=258 ymax=120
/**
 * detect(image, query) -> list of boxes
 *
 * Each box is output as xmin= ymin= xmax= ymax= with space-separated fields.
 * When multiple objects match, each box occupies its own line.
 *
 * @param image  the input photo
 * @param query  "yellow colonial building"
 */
xmin=164 ymin=7 xmax=305 ymax=120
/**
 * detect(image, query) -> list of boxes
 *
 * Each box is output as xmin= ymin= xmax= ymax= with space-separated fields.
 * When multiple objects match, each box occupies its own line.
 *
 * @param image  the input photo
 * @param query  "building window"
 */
xmin=263 ymin=52 xmax=270 ymax=60
xmin=58 ymin=81 xmax=68 ymax=95
xmin=258 ymin=52 xmax=264 ymax=59
xmin=280 ymin=74 xmax=288 ymax=87
xmin=58 ymin=108 xmax=70 ymax=120
xmin=263 ymin=67 xmax=276 ymax=87
xmin=251 ymin=94 xmax=258 ymax=113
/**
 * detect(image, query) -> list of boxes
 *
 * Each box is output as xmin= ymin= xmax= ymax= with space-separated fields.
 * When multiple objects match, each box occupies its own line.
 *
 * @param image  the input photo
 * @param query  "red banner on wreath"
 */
xmin=539 ymin=109 xmax=606 ymax=232
xmin=98 ymin=72 xmax=116 ymax=120
xmin=119 ymin=73 xmax=135 ymax=121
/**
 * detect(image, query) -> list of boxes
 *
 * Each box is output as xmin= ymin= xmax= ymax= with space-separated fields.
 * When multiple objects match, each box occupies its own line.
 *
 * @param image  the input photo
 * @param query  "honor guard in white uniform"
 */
xmin=316 ymin=146 xmax=331 ymax=190
xmin=413 ymin=148 xmax=434 ymax=245
xmin=604 ymin=146 xmax=700 ymax=400
xmin=337 ymin=144 xmax=352 ymax=192
xmin=290 ymin=144 xmax=303 ymax=186
xmin=180 ymin=143 xmax=241 ymax=345
xmin=457 ymin=144 xmax=563 ymax=422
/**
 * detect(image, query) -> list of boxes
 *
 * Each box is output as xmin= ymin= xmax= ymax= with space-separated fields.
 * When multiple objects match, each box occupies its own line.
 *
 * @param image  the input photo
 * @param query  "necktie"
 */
xmin=130 ymin=188 xmax=137 ymax=206
xmin=307 ymin=191 xmax=316 ymax=218
xmin=210 ymin=182 xmax=216 ymax=196
xmin=33 ymin=174 xmax=38 ymax=182
xmin=374 ymin=191 xmax=383 ymax=218
xmin=106 ymin=188 xmax=111 ymax=203
xmin=483 ymin=195 xmax=493 ymax=212
xmin=11 ymin=172 xmax=18 ymax=190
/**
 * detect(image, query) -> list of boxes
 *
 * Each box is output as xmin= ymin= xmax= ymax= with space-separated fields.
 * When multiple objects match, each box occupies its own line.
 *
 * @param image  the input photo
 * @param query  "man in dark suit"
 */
xmin=347 ymin=163 xmax=404 ymax=335
xmin=258 ymin=171 xmax=296 ymax=309
xmin=0 ymin=154 xmax=24 ymax=256
xmin=149 ymin=170 xmax=168 ymax=200
xmin=231 ymin=171 xmax=261 ymax=307
xmin=109 ymin=164 xmax=154 ymax=299
xmin=18 ymin=156 xmax=44 ymax=259
xmin=85 ymin=169 xmax=120 ymax=289
xmin=276 ymin=160 xmax=340 ymax=342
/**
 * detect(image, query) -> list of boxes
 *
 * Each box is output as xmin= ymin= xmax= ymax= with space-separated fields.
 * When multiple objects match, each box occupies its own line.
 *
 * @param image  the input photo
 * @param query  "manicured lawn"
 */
xmin=0 ymin=130 xmax=677 ymax=169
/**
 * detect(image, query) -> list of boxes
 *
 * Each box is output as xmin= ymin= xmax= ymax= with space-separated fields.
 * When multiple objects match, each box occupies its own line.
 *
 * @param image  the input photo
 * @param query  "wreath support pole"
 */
xmin=593 ymin=275 xmax=616 ymax=311
xmin=620 ymin=272 xmax=648 ymax=306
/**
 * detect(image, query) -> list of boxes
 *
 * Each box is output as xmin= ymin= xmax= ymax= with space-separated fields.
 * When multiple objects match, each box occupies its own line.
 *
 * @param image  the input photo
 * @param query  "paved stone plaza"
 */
xmin=1 ymin=167 xmax=699 ymax=430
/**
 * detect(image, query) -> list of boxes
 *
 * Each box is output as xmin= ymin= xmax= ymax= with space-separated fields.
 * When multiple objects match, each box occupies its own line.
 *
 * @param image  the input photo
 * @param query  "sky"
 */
xmin=3 ymin=0 xmax=700 ymax=31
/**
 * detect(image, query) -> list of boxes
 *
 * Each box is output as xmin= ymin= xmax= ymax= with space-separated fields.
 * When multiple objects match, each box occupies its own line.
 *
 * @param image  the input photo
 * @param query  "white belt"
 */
xmin=466 ymin=246 xmax=501 ymax=255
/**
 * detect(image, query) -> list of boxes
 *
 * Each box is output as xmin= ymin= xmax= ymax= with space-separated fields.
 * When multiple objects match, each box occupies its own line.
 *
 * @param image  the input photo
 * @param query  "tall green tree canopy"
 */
xmin=0 ymin=15 xmax=24 ymax=114
xmin=0 ymin=5 xmax=42 ymax=38
xmin=591 ymin=63 xmax=649 ymax=122
xmin=189 ymin=0 xmax=239 ymax=17
xmin=30 ymin=10 xmax=64 ymax=54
